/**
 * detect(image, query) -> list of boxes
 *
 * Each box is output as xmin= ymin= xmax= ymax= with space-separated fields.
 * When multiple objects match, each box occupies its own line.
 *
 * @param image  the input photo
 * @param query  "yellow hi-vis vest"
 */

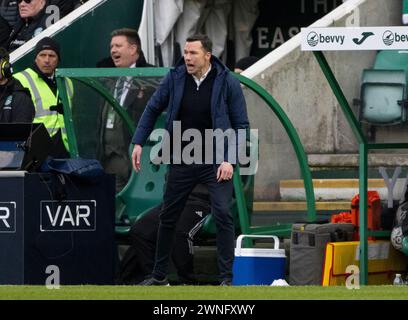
xmin=13 ymin=68 xmax=73 ymax=151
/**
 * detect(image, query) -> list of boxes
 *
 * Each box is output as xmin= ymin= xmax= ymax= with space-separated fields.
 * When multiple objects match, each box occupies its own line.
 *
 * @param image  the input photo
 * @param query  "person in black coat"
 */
xmin=0 ymin=16 xmax=11 ymax=48
xmin=7 ymin=0 xmax=49 ymax=52
xmin=0 ymin=47 xmax=35 ymax=122
xmin=0 ymin=0 xmax=19 ymax=28
xmin=47 ymin=0 xmax=85 ymax=19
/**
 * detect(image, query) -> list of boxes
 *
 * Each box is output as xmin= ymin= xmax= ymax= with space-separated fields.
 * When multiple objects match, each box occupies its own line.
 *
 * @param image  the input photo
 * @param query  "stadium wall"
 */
xmin=242 ymin=0 xmax=402 ymax=200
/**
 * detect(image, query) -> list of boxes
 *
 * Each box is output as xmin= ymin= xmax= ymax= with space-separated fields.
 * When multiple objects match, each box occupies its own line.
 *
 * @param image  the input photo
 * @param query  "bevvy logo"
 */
xmin=307 ymin=32 xmax=319 ymax=47
xmin=382 ymin=29 xmax=408 ymax=47
xmin=302 ymin=27 xmax=408 ymax=51
xmin=383 ymin=30 xmax=394 ymax=46
xmin=306 ymin=31 xmax=345 ymax=47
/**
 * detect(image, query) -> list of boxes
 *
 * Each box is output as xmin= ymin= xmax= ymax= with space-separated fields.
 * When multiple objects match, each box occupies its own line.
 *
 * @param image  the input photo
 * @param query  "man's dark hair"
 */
xmin=111 ymin=28 xmax=141 ymax=54
xmin=186 ymin=34 xmax=212 ymax=53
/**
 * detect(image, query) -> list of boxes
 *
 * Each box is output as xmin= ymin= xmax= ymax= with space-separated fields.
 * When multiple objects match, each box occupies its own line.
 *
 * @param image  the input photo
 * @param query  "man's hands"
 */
xmin=132 ymin=144 xmax=142 ymax=172
xmin=132 ymin=146 xmax=232 ymax=181
xmin=217 ymin=161 xmax=233 ymax=182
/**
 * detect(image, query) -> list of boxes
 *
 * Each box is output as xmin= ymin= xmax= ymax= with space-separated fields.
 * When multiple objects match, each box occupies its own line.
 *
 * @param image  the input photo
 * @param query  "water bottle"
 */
xmin=393 ymin=273 xmax=404 ymax=285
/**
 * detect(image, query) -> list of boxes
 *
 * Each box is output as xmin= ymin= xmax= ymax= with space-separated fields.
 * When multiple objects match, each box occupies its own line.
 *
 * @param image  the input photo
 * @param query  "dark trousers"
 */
xmin=117 ymin=201 xmax=209 ymax=284
xmin=153 ymin=164 xmax=234 ymax=281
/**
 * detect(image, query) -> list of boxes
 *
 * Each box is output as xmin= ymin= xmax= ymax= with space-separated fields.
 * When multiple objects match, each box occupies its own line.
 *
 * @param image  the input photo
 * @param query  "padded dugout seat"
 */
xmin=373 ymin=50 xmax=408 ymax=75
xmin=115 ymin=114 xmax=167 ymax=237
xmin=355 ymin=50 xmax=408 ymax=127
xmin=358 ymin=69 xmax=407 ymax=125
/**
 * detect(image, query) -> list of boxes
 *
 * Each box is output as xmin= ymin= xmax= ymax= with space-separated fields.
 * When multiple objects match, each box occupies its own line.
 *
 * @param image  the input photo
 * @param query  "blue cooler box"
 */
xmin=232 ymin=235 xmax=286 ymax=285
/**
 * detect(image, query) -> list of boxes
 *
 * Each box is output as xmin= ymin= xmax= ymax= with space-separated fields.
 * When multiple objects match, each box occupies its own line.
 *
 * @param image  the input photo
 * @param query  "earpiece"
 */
xmin=0 ymin=58 xmax=12 ymax=79
xmin=0 ymin=47 xmax=12 ymax=79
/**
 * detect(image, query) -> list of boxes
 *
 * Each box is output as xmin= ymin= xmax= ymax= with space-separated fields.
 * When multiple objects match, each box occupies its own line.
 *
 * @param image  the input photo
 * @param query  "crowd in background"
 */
xmin=0 ymin=0 xmax=88 ymax=51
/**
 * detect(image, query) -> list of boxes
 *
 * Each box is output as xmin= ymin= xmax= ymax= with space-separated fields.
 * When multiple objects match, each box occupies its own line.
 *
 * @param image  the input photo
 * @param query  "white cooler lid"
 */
xmin=235 ymin=248 xmax=286 ymax=258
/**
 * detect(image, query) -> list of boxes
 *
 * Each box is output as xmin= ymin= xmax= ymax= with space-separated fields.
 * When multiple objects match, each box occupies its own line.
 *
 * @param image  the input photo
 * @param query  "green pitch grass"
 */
xmin=0 ymin=285 xmax=407 ymax=300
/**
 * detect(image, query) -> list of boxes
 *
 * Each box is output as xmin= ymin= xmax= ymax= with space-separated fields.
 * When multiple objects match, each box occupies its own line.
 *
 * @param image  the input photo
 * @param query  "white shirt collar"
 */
xmin=192 ymin=64 xmax=212 ymax=89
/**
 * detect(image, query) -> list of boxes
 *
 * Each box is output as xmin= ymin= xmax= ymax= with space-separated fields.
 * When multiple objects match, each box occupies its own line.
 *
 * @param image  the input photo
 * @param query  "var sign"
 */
xmin=0 ymin=202 xmax=16 ymax=233
xmin=40 ymin=200 xmax=96 ymax=232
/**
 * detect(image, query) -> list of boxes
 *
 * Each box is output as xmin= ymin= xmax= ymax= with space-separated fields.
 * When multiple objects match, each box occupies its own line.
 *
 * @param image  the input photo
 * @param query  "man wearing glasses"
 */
xmin=7 ymin=0 xmax=49 ymax=52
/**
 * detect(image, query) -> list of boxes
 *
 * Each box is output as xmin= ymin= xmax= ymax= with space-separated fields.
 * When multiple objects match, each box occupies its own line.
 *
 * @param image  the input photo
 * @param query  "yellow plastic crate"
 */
xmin=322 ymin=241 xmax=407 ymax=286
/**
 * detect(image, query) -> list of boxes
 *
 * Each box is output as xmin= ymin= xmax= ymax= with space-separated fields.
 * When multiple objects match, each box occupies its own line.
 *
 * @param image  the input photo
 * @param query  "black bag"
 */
xmin=117 ymin=201 xmax=210 ymax=285
xmin=41 ymin=157 xmax=105 ymax=183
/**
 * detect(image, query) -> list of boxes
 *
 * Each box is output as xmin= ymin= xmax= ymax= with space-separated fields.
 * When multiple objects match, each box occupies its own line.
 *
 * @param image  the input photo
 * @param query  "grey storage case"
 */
xmin=289 ymin=223 xmax=355 ymax=285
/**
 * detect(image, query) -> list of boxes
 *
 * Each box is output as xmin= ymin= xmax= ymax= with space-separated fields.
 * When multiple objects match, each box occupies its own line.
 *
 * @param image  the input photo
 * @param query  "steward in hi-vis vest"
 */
xmin=14 ymin=37 xmax=73 ymax=158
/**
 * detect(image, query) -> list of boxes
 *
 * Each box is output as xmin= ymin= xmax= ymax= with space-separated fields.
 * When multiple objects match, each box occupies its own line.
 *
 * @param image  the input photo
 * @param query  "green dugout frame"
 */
xmin=313 ymin=51 xmax=408 ymax=285
xmin=56 ymin=67 xmax=317 ymax=242
xmin=301 ymin=24 xmax=408 ymax=285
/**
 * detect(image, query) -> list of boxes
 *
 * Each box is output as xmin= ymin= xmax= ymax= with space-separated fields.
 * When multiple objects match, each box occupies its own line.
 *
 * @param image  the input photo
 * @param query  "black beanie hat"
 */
xmin=35 ymin=37 xmax=61 ymax=59
xmin=235 ymin=56 xmax=260 ymax=71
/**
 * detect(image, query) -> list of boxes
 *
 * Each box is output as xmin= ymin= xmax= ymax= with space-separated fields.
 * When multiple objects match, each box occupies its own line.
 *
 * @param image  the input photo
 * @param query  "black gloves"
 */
xmin=49 ymin=103 xmax=64 ymax=115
